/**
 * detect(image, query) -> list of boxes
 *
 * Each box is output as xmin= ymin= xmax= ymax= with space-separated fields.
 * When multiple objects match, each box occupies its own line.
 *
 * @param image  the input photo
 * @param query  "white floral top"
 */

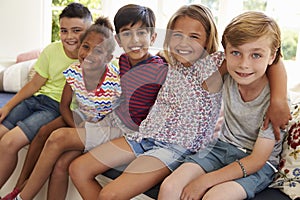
xmin=126 ymin=51 xmax=225 ymax=152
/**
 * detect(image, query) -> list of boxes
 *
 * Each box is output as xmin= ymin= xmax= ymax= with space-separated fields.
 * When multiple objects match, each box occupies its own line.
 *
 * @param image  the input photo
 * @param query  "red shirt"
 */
xmin=115 ymin=54 xmax=168 ymax=131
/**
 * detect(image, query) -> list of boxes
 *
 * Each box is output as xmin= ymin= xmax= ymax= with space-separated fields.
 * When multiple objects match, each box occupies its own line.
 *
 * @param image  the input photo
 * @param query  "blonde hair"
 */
xmin=163 ymin=4 xmax=218 ymax=64
xmin=221 ymin=11 xmax=282 ymax=64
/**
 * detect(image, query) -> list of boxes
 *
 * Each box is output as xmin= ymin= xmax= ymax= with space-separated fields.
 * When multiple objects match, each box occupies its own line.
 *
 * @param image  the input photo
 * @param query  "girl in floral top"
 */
xmin=69 ymin=4 xmax=289 ymax=200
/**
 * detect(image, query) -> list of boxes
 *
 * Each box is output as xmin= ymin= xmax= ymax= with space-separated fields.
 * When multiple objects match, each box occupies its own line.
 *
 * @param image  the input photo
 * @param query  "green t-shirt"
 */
xmin=34 ymin=41 xmax=78 ymax=102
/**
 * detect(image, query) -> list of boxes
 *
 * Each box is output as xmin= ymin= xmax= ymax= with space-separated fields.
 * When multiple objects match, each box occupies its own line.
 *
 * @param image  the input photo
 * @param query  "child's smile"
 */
xmin=169 ymin=16 xmax=207 ymax=67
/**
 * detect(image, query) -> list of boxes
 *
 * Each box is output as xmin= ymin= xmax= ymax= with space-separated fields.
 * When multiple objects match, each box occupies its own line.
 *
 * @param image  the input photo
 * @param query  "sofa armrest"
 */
xmin=1 ymin=59 xmax=36 ymax=93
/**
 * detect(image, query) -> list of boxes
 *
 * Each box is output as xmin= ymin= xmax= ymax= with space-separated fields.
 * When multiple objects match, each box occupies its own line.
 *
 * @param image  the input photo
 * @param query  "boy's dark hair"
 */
xmin=80 ymin=16 xmax=116 ymax=55
xmin=114 ymin=4 xmax=155 ymax=34
xmin=94 ymin=16 xmax=114 ymax=32
xmin=59 ymin=2 xmax=92 ymax=22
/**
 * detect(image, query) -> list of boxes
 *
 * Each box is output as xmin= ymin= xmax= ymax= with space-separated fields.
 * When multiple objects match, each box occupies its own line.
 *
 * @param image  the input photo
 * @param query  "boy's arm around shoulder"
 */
xmin=264 ymin=58 xmax=291 ymax=140
xmin=0 ymin=73 xmax=47 ymax=123
xmin=203 ymin=55 xmax=227 ymax=93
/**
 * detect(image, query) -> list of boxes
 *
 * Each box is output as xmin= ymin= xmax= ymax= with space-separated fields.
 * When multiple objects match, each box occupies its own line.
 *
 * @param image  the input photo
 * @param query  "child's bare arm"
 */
xmin=265 ymin=59 xmax=291 ymax=140
xmin=60 ymin=83 xmax=76 ymax=127
xmin=204 ymin=59 xmax=227 ymax=93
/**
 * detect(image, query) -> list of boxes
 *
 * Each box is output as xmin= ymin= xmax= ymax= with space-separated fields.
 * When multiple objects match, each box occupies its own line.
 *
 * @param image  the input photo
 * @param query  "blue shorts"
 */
xmin=2 ymin=95 xmax=60 ymax=141
xmin=186 ymin=140 xmax=275 ymax=199
xmin=126 ymin=138 xmax=193 ymax=171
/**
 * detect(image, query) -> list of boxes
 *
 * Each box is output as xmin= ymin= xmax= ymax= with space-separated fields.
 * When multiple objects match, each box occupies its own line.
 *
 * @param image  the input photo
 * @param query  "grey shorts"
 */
xmin=186 ymin=140 xmax=275 ymax=199
xmin=84 ymin=111 xmax=134 ymax=152
xmin=126 ymin=138 xmax=193 ymax=171
xmin=2 ymin=95 xmax=60 ymax=141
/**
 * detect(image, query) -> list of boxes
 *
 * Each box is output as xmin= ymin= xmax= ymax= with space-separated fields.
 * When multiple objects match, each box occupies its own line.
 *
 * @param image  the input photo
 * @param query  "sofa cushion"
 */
xmin=16 ymin=49 xmax=41 ymax=63
xmin=270 ymin=102 xmax=300 ymax=200
xmin=0 ymin=65 xmax=6 ymax=91
xmin=0 ymin=92 xmax=15 ymax=108
xmin=251 ymin=188 xmax=291 ymax=200
xmin=3 ymin=59 xmax=36 ymax=92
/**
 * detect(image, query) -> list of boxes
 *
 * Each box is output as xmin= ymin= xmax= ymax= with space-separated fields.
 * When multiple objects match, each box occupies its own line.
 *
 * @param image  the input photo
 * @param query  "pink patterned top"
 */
xmin=126 ymin=51 xmax=224 ymax=152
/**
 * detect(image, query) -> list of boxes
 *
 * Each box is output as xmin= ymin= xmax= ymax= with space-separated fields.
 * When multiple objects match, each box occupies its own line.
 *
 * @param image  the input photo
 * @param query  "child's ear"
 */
xmin=115 ymin=34 xmax=122 ymax=47
xmin=268 ymin=52 xmax=277 ymax=65
xmin=150 ymin=32 xmax=157 ymax=46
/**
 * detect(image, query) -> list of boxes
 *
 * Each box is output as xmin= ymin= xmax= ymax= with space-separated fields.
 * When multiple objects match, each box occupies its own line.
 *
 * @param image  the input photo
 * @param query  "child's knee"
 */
xmin=0 ymin=132 xmax=25 ymax=153
xmin=98 ymin=187 xmax=118 ymax=200
xmin=69 ymin=159 xmax=82 ymax=180
xmin=159 ymin=176 xmax=178 ymax=196
xmin=0 ymin=124 xmax=9 ymax=138
xmin=45 ymin=129 xmax=67 ymax=147
xmin=53 ymin=158 xmax=69 ymax=175
xmin=69 ymin=158 xmax=96 ymax=183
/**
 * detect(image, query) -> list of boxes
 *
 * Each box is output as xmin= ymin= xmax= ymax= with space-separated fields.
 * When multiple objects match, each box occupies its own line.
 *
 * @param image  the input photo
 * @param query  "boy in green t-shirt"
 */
xmin=0 ymin=3 xmax=92 ymax=198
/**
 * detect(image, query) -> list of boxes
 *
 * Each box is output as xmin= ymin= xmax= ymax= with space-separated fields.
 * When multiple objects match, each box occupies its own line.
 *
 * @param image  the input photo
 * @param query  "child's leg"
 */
xmin=69 ymin=136 xmax=136 ymax=200
xmin=0 ymin=124 xmax=9 ymax=138
xmin=99 ymin=155 xmax=171 ymax=200
xmin=158 ymin=162 xmax=205 ymax=200
xmin=202 ymin=181 xmax=247 ymax=200
xmin=18 ymin=127 xmax=85 ymax=200
xmin=47 ymin=150 xmax=81 ymax=200
xmin=15 ymin=116 xmax=67 ymax=190
xmin=0 ymin=127 xmax=29 ymax=189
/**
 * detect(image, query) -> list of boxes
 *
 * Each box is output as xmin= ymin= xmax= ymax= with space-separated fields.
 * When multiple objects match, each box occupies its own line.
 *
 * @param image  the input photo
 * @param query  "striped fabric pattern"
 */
xmin=114 ymin=53 xmax=168 ymax=131
xmin=63 ymin=63 xmax=121 ymax=122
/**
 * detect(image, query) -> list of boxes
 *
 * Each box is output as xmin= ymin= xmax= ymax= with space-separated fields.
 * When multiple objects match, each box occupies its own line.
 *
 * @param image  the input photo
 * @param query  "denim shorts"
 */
xmin=186 ymin=140 xmax=275 ymax=199
xmin=126 ymin=138 xmax=193 ymax=171
xmin=2 ymin=95 xmax=60 ymax=141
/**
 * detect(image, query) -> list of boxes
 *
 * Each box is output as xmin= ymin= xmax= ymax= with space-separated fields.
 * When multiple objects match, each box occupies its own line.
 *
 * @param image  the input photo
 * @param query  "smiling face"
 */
xmin=79 ymin=31 xmax=112 ymax=72
xmin=116 ymin=21 xmax=156 ymax=66
xmin=225 ymin=36 xmax=276 ymax=87
xmin=59 ymin=17 xmax=90 ymax=59
xmin=169 ymin=16 xmax=207 ymax=67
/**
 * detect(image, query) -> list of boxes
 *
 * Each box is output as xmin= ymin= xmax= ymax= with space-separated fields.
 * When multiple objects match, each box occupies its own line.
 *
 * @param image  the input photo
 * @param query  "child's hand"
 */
xmin=0 ymin=106 xmax=10 ymax=123
xmin=181 ymin=176 xmax=209 ymax=200
xmin=263 ymin=99 xmax=291 ymax=140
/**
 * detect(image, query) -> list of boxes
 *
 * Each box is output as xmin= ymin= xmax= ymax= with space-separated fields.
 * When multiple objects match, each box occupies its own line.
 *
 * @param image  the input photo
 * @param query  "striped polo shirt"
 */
xmin=115 ymin=53 xmax=168 ymax=131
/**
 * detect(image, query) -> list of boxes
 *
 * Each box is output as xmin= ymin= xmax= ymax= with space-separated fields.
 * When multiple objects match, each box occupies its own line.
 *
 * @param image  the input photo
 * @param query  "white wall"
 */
xmin=0 ymin=0 xmax=52 ymax=60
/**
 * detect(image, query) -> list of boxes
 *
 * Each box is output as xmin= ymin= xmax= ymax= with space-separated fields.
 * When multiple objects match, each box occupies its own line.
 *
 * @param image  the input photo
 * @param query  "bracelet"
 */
xmin=236 ymin=159 xmax=247 ymax=178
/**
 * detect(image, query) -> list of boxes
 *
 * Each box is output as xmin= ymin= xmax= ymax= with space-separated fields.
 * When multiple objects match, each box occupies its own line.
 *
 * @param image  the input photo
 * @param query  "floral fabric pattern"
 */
xmin=271 ymin=103 xmax=300 ymax=200
xmin=127 ymin=51 xmax=224 ymax=152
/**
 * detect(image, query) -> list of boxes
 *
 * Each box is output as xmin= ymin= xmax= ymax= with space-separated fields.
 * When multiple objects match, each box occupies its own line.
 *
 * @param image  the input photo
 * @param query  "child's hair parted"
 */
xmin=221 ymin=11 xmax=282 ymax=64
xmin=163 ymin=4 xmax=219 ymax=63
xmin=113 ymin=4 xmax=156 ymax=35
xmin=59 ymin=2 xmax=93 ymax=23
xmin=80 ymin=16 xmax=116 ymax=55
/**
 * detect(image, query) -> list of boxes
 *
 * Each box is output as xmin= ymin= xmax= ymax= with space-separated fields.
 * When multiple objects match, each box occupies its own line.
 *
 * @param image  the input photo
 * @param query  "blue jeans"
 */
xmin=126 ymin=138 xmax=193 ymax=171
xmin=186 ymin=140 xmax=275 ymax=199
xmin=2 ymin=94 xmax=60 ymax=141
